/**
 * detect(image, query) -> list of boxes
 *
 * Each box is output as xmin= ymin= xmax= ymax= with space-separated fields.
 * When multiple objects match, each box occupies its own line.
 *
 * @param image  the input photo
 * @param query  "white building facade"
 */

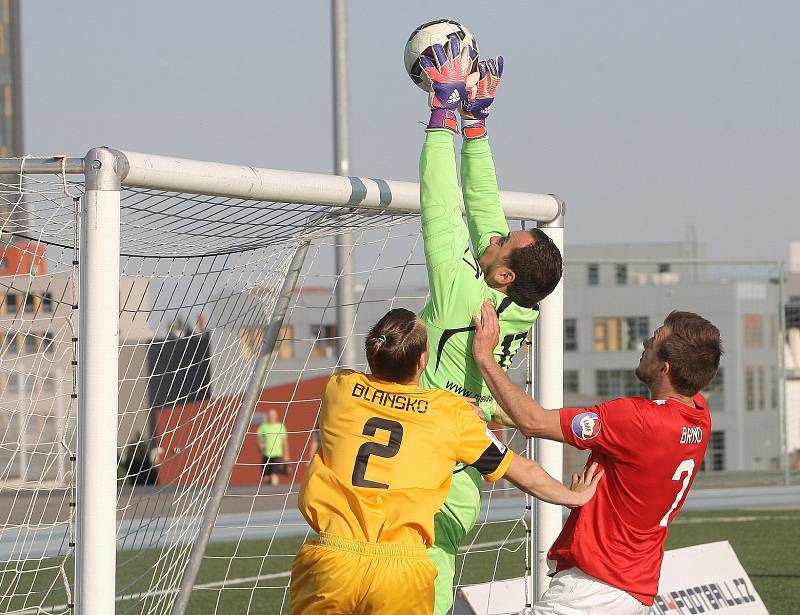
xmin=564 ymin=241 xmax=782 ymax=472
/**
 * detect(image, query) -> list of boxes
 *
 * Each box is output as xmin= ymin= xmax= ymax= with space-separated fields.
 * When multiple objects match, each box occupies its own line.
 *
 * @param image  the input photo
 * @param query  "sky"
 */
xmin=22 ymin=1 xmax=799 ymax=263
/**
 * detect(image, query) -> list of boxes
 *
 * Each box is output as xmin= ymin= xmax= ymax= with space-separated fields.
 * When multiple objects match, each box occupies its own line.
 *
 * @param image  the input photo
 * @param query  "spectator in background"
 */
xmin=257 ymin=409 xmax=290 ymax=485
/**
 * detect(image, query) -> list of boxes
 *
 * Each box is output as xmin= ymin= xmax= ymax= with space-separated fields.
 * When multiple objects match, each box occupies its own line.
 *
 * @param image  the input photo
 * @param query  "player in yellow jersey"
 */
xmin=290 ymin=308 xmax=602 ymax=615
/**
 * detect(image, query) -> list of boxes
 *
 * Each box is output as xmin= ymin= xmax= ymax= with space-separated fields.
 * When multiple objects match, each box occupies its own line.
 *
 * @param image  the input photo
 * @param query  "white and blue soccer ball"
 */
xmin=404 ymin=19 xmax=479 ymax=92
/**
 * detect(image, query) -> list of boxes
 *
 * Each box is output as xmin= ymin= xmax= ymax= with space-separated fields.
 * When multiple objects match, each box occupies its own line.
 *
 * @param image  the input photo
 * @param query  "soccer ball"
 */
xmin=404 ymin=19 xmax=479 ymax=92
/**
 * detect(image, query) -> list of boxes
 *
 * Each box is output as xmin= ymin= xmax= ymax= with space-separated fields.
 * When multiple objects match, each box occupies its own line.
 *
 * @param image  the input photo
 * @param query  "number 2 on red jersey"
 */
xmin=659 ymin=459 xmax=696 ymax=527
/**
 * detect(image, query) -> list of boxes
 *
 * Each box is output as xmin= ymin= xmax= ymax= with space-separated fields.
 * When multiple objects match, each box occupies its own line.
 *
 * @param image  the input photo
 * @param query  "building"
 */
xmin=155 ymin=236 xmax=795 ymax=481
xmin=565 ymin=240 xmax=783 ymax=472
xmin=0 ymin=241 xmax=155 ymax=483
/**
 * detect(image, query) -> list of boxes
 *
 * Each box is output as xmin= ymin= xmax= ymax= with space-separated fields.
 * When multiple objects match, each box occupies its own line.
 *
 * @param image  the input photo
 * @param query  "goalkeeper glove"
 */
xmin=419 ymin=36 xmax=476 ymax=133
xmin=461 ymin=56 xmax=503 ymax=140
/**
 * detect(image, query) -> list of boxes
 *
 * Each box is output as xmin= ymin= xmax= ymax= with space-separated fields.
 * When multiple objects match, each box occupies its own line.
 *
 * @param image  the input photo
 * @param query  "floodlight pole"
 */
xmin=332 ymin=0 xmax=356 ymax=369
xmin=76 ymin=148 xmax=121 ymax=615
xmin=531 ymin=202 xmax=566 ymax=604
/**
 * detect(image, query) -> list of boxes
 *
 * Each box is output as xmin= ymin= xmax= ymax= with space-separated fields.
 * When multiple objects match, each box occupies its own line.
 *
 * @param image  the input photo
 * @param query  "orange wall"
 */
xmin=155 ymin=375 xmax=328 ymax=486
xmin=0 ymin=241 xmax=46 ymax=276
xmin=154 ymin=374 xmax=505 ymax=487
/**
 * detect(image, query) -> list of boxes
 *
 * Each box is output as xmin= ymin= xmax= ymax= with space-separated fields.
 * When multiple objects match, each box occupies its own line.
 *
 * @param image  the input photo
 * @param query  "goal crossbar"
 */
xmin=0 ymin=149 xmax=564 ymax=223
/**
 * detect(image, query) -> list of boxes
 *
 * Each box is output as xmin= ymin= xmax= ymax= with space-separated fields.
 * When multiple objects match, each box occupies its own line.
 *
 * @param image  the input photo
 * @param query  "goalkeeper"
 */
xmin=416 ymin=37 xmax=563 ymax=613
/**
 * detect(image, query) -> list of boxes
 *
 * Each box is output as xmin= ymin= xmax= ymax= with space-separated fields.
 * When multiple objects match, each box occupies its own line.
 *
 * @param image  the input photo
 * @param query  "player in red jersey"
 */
xmin=471 ymin=302 xmax=722 ymax=614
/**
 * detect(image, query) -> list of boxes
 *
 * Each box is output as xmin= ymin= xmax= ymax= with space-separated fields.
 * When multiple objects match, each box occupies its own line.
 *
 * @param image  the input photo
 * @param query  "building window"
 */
xmin=702 ymin=367 xmax=724 ymax=410
xmin=5 ymin=293 xmax=19 ymax=314
xmin=24 ymin=294 xmax=36 ymax=314
xmin=564 ymin=370 xmax=579 ymax=394
xmin=787 ymin=296 xmax=800 ymax=329
xmin=276 ymin=325 xmax=294 ymax=360
xmin=593 ymin=317 xmax=648 ymax=352
xmin=2 ymin=332 xmax=18 ymax=355
xmin=42 ymin=293 xmax=53 ymax=312
xmin=311 ymin=324 xmax=338 ymax=359
xmin=745 ymin=366 xmax=755 ymax=411
xmin=587 ymin=264 xmax=599 ymax=286
xmin=239 ymin=326 xmax=265 ymax=360
xmin=743 ymin=314 xmax=764 ymax=350
xmin=23 ymin=334 xmax=37 ymax=354
xmin=615 ymin=264 xmax=628 ymax=285
xmin=658 ymin=263 xmax=671 ymax=274
xmin=757 ymin=366 xmax=765 ymax=411
xmin=595 ymin=369 xmax=649 ymax=398
xmin=564 ymin=319 xmax=577 ymax=351
xmin=706 ymin=431 xmax=725 ymax=471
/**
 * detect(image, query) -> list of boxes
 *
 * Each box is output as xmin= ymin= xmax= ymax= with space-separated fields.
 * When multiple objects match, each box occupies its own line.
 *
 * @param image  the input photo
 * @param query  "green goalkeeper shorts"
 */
xmin=427 ymin=465 xmax=483 ymax=615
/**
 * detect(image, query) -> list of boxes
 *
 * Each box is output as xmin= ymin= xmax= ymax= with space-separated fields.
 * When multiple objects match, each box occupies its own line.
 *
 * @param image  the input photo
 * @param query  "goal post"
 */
xmin=0 ymin=147 xmax=565 ymax=614
xmin=532 ymin=221 xmax=565 ymax=605
xmin=76 ymin=148 xmax=122 ymax=615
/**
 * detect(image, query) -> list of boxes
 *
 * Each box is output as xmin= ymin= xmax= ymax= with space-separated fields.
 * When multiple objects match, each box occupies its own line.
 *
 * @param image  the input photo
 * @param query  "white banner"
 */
xmin=651 ymin=541 xmax=768 ymax=614
xmin=454 ymin=541 xmax=768 ymax=615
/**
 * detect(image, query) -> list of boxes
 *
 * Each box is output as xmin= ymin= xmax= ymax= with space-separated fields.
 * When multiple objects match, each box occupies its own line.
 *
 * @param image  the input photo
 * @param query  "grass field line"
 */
xmin=10 ymin=570 xmax=295 ymax=614
xmin=10 ymin=513 xmax=800 ymax=615
xmin=9 ymin=538 xmax=524 ymax=615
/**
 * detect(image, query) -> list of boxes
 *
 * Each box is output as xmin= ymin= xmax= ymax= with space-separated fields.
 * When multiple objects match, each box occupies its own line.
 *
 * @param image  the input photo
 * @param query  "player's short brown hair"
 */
xmin=506 ymin=229 xmax=563 ymax=308
xmin=657 ymin=311 xmax=723 ymax=396
xmin=365 ymin=308 xmax=427 ymax=383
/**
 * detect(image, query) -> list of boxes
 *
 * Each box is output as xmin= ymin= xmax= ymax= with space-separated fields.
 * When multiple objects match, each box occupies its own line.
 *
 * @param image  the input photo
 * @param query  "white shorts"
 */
xmin=532 ymin=567 xmax=650 ymax=615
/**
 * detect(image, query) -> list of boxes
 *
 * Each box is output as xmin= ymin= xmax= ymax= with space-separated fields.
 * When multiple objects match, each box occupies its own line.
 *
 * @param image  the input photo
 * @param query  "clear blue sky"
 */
xmin=22 ymin=1 xmax=798 ymax=262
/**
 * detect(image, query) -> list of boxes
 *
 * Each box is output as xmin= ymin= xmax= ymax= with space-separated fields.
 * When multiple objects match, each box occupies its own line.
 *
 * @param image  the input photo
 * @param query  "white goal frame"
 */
xmin=0 ymin=147 xmax=565 ymax=615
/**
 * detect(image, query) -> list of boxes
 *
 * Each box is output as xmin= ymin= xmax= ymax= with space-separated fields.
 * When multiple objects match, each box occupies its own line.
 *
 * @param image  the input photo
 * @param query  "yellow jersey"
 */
xmin=298 ymin=370 xmax=513 ymax=547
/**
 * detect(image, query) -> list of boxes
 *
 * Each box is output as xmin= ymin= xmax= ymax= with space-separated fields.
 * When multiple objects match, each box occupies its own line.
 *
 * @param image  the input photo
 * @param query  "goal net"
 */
xmin=0 ymin=150 xmax=563 ymax=615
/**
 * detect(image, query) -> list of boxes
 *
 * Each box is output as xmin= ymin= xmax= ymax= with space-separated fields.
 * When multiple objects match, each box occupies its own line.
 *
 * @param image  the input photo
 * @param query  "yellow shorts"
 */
xmin=290 ymin=533 xmax=437 ymax=615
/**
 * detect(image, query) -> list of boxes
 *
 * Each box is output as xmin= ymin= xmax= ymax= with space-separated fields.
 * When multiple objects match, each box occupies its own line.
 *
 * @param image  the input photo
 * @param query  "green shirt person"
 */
xmin=257 ymin=409 xmax=290 ymax=485
xmin=416 ymin=38 xmax=563 ymax=614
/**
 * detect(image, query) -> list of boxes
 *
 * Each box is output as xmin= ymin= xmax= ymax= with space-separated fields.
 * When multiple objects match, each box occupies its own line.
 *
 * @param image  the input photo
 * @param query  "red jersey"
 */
xmin=549 ymin=394 xmax=711 ymax=606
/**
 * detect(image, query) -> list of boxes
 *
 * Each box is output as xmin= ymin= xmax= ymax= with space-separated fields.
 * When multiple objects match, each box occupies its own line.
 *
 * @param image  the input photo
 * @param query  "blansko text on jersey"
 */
xmin=351 ymin=382 xmax=429 ymax=415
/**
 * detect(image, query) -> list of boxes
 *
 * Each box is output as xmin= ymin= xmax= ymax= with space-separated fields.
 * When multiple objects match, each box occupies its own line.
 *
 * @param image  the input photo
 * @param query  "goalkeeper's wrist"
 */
xmin=428 ymin=109 xmax=458 ymax=133
xmin=462 ymin=118 xmax=487 ymax=140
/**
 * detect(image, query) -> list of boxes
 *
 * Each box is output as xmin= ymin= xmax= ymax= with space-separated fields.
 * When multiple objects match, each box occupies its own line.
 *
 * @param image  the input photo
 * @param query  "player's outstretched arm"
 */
xmin=472 ymin=301 xmax=565 ymax=441
xmin=503 ymin=457 xmax=602 ymax=508
xmin=461 ymin=58 xmax=510 ymax=257
xmin=489 ymin=405 xmax=519 ymax=428
xmin=418 ymin=37 xmax=477 ymax=319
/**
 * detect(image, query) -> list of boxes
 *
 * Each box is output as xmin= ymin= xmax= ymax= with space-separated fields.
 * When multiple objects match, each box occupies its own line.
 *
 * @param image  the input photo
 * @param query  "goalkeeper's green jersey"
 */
xmin=418 ymin=130 xmax=539 ymax=419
